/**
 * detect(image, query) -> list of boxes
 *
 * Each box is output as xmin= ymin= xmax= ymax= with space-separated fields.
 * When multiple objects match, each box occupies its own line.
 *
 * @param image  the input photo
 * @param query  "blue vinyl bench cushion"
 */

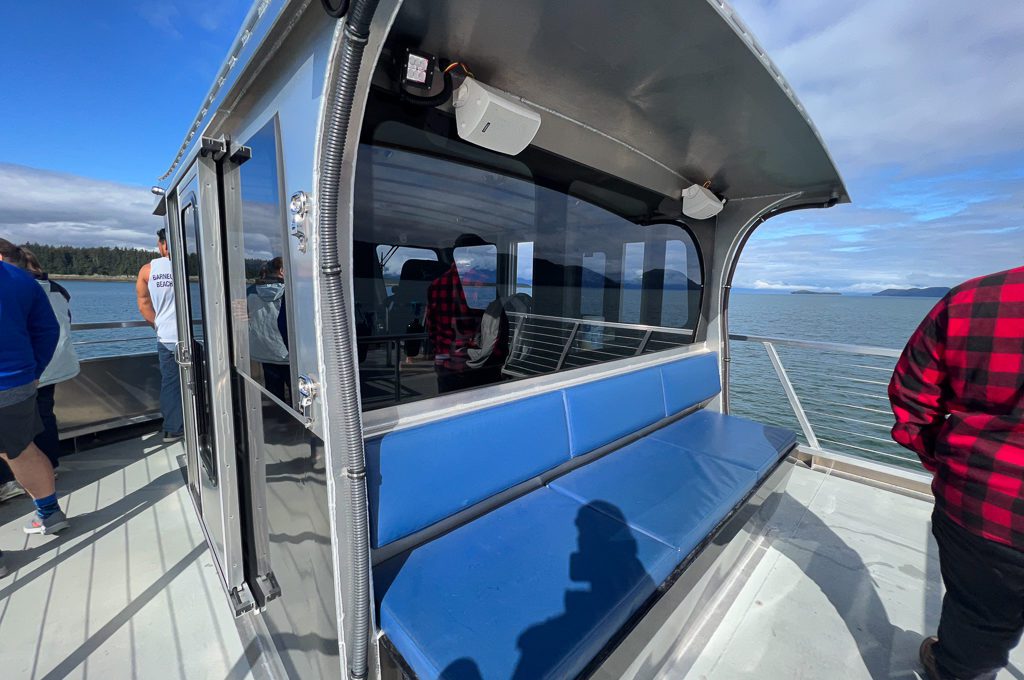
xmin=373 ymin=355 xmax=797 ymax=679
xmin=366 ymin=391 xmax=571 ymax=548
xmin=549 ymin=438 xmax=757 ymax=554
xmin=650 ymin=410 xmax=797 ymax=478
xmin=375 ymin=488 xmax=680 ymax=680
xmin=367 ymin=352 xmax=723 ymax=548
xmin=659 ymin=351 xmax=721 ymax=415
xmin=563 ymin=366 xmax=666 ymax=457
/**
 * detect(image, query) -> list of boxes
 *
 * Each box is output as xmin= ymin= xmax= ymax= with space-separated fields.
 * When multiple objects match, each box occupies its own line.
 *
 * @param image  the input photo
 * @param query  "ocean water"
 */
xmin=64 ymin=280 xmax=936 ymax=468
xmin=61 ymin=280 xmax=157 ymax=359
xmin=728 ymin=293 xmax=937 ymax=469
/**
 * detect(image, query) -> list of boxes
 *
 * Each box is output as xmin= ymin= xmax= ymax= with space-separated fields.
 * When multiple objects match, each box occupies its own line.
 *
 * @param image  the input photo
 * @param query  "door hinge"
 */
xmin=252 ymin=571 xmax=282 ymax=609
xmin=200 ymin=136 xmax=228 ymax=162
xmin=229 ymin=583 xmax=257 ymax=617
xmin=229 ymin=143 xmax=252 ymax=165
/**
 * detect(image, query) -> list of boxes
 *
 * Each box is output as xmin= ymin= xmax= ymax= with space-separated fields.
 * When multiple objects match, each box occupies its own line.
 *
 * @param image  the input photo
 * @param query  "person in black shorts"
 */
xmin=0 ymin=239 xmax=69 ymax=578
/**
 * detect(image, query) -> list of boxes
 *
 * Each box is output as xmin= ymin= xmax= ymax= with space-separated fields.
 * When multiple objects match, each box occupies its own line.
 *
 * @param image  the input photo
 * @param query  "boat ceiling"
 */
xmin=393 ymin=0 xmax=848 ymax=204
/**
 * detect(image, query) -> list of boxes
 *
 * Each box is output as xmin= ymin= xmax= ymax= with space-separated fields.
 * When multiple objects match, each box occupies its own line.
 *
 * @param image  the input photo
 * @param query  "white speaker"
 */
xmin=452 ymin=77 xmax=541 ymax=156
xmin=681 ymin=184 xmax=725 ymax=220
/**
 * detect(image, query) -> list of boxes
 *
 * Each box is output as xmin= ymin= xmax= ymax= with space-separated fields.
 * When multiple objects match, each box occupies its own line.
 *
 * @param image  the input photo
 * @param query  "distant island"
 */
xmin=791 ymin=290 xmax=841 ymax=296
xmin=873 ymin=287 xmax=950 ymax=298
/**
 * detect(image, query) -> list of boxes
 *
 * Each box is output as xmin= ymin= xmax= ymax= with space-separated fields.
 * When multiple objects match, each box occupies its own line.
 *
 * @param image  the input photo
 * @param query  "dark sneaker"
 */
xmin=920 ymin=636 xmax=947 ymax=680
xmin=163 ymin=431 xmax=184 ymax=443
xmin=0 ymin=551 xmax=8 ymax=578
xmin=24 ymin=509 xmax=70 ymax=536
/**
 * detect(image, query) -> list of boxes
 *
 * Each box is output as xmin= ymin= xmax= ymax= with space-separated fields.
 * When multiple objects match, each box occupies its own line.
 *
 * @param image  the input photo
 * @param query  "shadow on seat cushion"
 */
xmin=375 ymin=488 xmax=679 ymax=680
xmin=549 ymin=438 xmax=757 ymax=554
xmin=650 ymin=410 xmax=797 ymax=478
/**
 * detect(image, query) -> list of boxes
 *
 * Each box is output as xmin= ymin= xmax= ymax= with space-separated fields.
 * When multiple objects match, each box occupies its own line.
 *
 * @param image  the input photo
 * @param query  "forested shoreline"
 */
xmin=18 ymin=242 xmax=277 ymax=281
xmin=19 ymin=243 xmax=157 ymax=278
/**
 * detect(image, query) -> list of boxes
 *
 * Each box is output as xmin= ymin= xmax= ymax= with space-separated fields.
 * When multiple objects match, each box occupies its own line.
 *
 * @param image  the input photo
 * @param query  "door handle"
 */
xmin=175 ymin=341 xmax=193 ymax=367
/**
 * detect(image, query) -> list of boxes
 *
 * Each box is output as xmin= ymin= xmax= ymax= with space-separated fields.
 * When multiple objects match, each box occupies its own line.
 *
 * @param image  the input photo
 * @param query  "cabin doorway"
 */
xmin=167 ymin=157 xmax=254 ymax=615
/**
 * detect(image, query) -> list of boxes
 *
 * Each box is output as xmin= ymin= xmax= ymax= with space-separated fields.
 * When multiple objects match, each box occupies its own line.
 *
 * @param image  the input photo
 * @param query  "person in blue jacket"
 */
xmin=0 ymin=239 xmax=69 ymax=578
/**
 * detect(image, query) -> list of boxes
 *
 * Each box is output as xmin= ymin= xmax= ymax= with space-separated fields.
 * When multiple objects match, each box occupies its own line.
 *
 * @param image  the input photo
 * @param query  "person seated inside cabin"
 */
xmin=246 ymin=257 xmax=291 ymax=402
xmin=425 ymin=234 xmax=508 ymax=394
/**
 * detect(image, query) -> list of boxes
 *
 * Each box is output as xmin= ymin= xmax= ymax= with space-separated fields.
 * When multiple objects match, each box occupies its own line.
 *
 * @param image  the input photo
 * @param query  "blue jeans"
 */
xmin=158 ymin=343 xmax=184 ymax=435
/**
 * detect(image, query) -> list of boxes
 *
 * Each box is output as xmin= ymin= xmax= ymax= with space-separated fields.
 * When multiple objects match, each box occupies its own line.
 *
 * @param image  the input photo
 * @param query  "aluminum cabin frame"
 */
xmin=153 ymin=1 xmax=847 ymax=678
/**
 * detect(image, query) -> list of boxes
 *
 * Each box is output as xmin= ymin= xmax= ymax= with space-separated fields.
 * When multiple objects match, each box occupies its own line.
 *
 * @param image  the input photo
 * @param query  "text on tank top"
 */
xmin=148 ymin=257 xmax=178 ymax=345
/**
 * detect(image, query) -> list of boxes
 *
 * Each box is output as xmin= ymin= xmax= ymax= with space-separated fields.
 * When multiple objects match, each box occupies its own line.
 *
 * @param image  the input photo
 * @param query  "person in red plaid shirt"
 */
xmin=889 ymin=265 xmax=1024 ymax=680
xmin=426 ymin=234 xmax=506 ymax=394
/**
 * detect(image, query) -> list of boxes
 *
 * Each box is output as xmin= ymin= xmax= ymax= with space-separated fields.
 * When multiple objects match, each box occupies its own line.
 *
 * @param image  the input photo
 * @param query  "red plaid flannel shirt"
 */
xmin=425 ymin=263 xmax=484 ymax=371
xmin=889 ymin=266 xmax=1024 ymax=548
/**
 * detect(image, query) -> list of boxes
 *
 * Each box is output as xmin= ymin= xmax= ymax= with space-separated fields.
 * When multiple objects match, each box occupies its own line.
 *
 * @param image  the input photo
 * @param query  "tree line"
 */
xmin=20 ymin=243 xmax=158 ymax=277
xmin=19 ymin=242 xmax=274 ymax=280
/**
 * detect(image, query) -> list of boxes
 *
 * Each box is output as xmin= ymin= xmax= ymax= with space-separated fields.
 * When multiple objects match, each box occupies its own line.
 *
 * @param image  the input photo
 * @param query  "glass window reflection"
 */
xmin=352 ymin=104 xmax=703 ymax=411
xmin=237 ymin=120 xmax=293 ymax=404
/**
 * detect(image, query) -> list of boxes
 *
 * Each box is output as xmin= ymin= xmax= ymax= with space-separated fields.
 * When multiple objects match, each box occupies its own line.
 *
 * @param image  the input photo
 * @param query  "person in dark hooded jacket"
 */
xmin=247 ymin=257 xmax=291 ymax=401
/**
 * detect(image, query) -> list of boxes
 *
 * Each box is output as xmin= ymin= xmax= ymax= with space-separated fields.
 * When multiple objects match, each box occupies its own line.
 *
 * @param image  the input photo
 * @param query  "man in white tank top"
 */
xmin=136 ymin=229 xmax=183 ymax=441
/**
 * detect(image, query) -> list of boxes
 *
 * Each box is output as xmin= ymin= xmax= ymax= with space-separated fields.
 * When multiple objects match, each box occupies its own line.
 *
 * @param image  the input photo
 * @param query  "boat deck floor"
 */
xmin=3 ymin=435 xmax=1024 ymax=679
xmin=0 ymin=432 xmax=252 ymax=680
xmin=672 ymin=462 xmax=1024 ymax=680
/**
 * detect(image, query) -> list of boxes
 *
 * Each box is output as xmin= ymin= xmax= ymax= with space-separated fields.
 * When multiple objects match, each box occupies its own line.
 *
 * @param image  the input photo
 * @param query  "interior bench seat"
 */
xmin=374 ymin=488 xmax=681 ymax=680
xmin=548 ymin=437 xmax=758 ymax=555
xmin=370 ymin=352 xmax=796 ymax=679
xmin=649 ymin=410 xmax=798 ymax=479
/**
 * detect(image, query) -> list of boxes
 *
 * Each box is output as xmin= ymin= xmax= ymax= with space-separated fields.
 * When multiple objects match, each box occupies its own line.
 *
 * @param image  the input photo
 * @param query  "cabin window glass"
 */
xmin=376 ymin=245 xmax=438 ymax=295
xmin=580 ymin=252 xmax=606 ymax=318
xmin=353 ymin=106 xmax=702 ymax=411
xmin=620 ymin=242 xmax=645 ymax=324
xmin=661 ymin=240 xmax=693 ymax=327
xmin=515 ymin=242 xmax=534 ymax=294
xmin=453 ymin=243 xmax=498 ymax=310
xmin=233 ymin=119 xmax=295 ymax=405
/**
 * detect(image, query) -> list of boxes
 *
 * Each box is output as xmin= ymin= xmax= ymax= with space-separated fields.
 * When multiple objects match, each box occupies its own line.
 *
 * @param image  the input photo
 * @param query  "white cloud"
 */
xmin=726 ymin=0 xmax=1024 ymax=291
xmin=751 ymin=280 xmax=799 ymax=291
xmin=138 ymin=5 xmax=183 ymax=40
xmin=138 ymin=2 xmax=240 ymax=39
xmin=731 ymin=0 xmax=1024 ymax=170
xmin=0 ymin=163 xmax=162 ymax=249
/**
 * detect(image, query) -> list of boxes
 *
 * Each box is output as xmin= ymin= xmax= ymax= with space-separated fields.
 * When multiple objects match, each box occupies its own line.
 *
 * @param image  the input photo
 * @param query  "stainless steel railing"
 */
xmin=504 ymin=312 xmax=694 ymax=378
xmin=728 ymin=333 xmax=917 ymax=469
xmin=355 ymin=313 xmax=696 ymax=405
xmin=70 ymin=320 xmax=156 ymax=358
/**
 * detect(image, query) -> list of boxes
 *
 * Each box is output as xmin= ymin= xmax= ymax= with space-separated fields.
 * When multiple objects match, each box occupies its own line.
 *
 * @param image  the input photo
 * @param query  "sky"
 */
xmin=0 ymin=1 xmax=250 ymax=249
xmin=0 ymin=1 xmax=1021 ymax=289
xmin=729 ymin=0 xmax=1024 ymax=292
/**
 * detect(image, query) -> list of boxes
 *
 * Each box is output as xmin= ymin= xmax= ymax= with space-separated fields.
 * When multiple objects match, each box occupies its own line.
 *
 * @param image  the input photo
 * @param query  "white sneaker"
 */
xmin=0 ymin=481 xmax=26 ymax=502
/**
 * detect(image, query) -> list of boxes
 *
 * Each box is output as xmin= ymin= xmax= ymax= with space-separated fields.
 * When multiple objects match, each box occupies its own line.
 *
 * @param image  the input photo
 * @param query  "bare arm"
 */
xmin=136 ymin=263 xmax=156 ymax=326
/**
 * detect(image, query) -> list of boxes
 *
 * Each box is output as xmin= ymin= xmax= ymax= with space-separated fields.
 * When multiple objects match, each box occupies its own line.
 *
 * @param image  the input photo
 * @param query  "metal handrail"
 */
xmin=357 ymin=332 xmax=428 ymax=343
xmin=728 ymin=333 xmax=916 ymax=469
xmin=71 ymin=320 xmax=151 ymax=331
xmin=69 ymin=320 xmax=155 ymax=354
xmin=72 ymin=337 xmax=153 ymax=348
xmin=729 ymin=333 xmax=902 ymax=358
xmin=508 ymin=311 xmax=696 ymax=338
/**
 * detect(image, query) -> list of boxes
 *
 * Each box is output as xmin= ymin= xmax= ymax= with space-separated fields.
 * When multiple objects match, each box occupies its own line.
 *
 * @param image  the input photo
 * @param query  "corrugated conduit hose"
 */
xmin=317 ymin=0 xmax=380 ymax=677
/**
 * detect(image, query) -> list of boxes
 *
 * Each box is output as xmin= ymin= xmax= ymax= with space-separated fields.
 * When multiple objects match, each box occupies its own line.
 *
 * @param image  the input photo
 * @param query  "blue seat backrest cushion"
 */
xmin=660 ymin=352 xmax=720 ymax=416
xmin=564 ymin=366 xmax=666 ymax=457
xmin=366 ymin=391 xmax=571 ymax=548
